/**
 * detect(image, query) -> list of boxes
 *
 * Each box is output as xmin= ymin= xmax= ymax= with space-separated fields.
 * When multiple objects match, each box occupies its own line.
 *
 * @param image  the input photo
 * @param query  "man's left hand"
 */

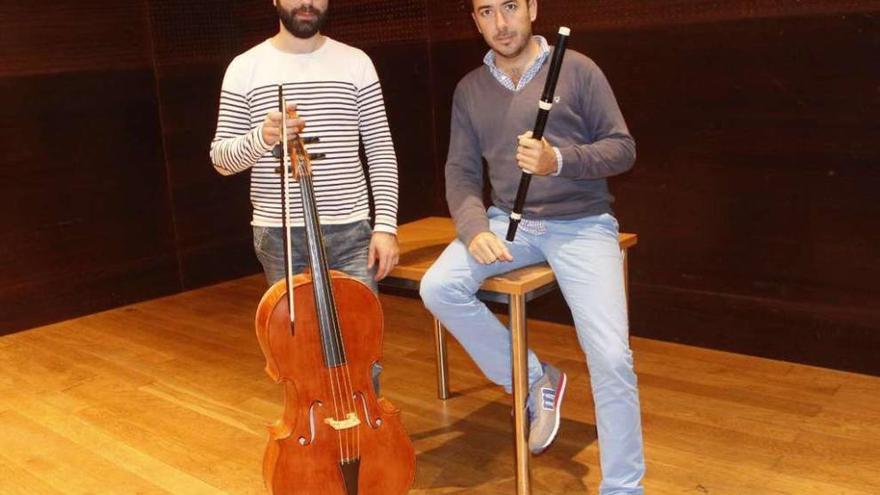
xmin=516 ymin=131 xmax=558 ymax=176
xmin=368 ymin=232 xmax=399 ymax=281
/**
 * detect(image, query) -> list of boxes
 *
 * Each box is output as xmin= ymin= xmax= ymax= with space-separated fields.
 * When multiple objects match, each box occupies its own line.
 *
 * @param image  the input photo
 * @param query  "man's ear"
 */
xmin=529 ymin=0 xmax=538 ymax=23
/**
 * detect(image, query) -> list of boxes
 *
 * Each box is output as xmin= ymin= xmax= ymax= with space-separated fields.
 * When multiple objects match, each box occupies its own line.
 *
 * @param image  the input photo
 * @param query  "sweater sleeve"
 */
xmin=445 ymin=82 xmax=490 ymax=245
xmin=557 ymin=59 xmax=636 ymax=180
xmin=209 ymin=57 xmax=273 ymax=176
xmin=357 ymin=58 xmax=399 ymax=235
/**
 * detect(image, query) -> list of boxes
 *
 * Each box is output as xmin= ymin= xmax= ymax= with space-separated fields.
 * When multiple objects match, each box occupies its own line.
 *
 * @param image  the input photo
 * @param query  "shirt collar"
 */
xmin=482 ymin=35 xmax=551 ymax=91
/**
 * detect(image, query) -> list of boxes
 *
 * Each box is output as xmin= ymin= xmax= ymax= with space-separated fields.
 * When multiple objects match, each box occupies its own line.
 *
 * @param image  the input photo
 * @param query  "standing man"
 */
xmin=420 ymin=0 xmax=645 ymax=493
xmin=210 ymin=0 xmax=400 ymax=294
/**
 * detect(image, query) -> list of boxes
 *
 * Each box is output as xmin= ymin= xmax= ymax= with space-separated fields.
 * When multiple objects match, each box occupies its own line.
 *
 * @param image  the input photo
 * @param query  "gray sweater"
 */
xmin=445 ymin=49 xmax=636 ymax=244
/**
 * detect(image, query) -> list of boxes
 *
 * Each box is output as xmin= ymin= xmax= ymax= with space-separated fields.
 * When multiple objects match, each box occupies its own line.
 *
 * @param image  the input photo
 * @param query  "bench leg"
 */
xmin=433 ymin=318 xmax=450 ymax=400
xmin=509 ymin=293 xmax=531 ymax=495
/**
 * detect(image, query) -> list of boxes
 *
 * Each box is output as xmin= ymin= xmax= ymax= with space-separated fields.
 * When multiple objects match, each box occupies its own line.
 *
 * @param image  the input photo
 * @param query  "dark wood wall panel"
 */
xmin=363 ymin=43 xmax=437 ymax=224
xmin=626 ymin=282 xmax=880 ymax=372
xmin=0 ymin=1 xmax=153 ymax=76
xmin=146 ymin=1 xmax=274 ymax=289
xmin=590 ymin=16 xmax=880 ymax=303
xmin=327 ymin=0 xmax=428 ymax=44
xmin=154 ymin=63 xmax=259 ymax=288
xmin=0 ymin=70 xmax=178 ymax=331
xmin=0 ymin=0 xmax=177 ymax=333
xmin=148 ymin=0 xmax=242 ymax=65
xmin=428 ymin=0 xmax=880 ymax=40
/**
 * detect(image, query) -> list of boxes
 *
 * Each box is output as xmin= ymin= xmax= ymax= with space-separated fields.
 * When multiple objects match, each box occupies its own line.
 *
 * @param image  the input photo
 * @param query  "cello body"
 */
xmin=255 ymin=272 xmax=415 ymax=494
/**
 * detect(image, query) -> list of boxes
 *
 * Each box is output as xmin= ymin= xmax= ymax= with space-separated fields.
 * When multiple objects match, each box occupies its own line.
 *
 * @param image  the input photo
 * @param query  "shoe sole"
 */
xmin=532 ymin=371 xmax=567 ymax=454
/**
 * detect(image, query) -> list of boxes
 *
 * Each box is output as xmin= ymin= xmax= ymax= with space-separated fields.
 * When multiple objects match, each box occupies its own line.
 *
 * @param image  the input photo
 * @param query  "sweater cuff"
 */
xmin=373 ymin=218 xmax=398 ymax=236
xmin=557 ymin=146 xmax=584 ymax=178
xmin=457 ymin=216 xmax=491 ymax=246
xmin=253 ymin=126 xmax=274 ymax=153
xmin=551 ymin=146 xmax=564 ymax=176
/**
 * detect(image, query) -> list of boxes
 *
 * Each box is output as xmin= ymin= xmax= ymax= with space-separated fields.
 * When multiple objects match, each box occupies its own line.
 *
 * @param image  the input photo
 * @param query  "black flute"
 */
xmin=506 ymin=26 xmax=571 ymax=242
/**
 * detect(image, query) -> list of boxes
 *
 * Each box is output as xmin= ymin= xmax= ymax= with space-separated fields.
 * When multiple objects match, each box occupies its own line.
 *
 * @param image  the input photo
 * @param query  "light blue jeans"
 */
xmin=419 ymin=207 xmax=645 ymax=494
xmin=253 ymin=220 xmax=382 ymax=389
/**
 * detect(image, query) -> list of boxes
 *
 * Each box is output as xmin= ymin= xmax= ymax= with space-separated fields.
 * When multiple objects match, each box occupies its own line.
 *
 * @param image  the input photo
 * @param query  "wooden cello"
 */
xmin=254 ymin=87 xmax=415 ymax=494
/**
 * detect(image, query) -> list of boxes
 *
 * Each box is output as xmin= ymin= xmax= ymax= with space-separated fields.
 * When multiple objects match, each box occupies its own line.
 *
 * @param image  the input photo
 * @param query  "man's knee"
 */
xmin=420 ymin=264 xmax=475 ymax=310
xmin=419 ymin=266 xmax=446 ymax=310
xmin=587 ymin=345 xmax=636 ymax=384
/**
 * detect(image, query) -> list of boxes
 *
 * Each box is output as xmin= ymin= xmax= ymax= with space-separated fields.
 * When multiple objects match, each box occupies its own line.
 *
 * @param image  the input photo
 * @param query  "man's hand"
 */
xmin=368 ymin=232 xmax=400 ymax=281
xmin=468 ymin=232 xmax=513 ymax=264
xmin=516 ymin=131 xmax=558 ymax=176
xmin=261 ymin=102 xmax=306 ymax=146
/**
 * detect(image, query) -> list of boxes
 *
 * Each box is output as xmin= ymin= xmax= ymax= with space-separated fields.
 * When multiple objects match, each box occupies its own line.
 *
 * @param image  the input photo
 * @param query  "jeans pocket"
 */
xmin=253 ymin=226 xmax=268 ymax=253
xmin=487 ymin=205 xmax=507 ymax=220
xmin=335 ymin=221 xmax=372 ymax=263
xmin=594 ymin=213 xmax=621 ymax=240
xmin=254 ymin=226 xmax=283 ymax=260
xmin=599 ymin=213 xmax=619 ymax=230
xmin=356 ymin=220 xmax=373 ymax=242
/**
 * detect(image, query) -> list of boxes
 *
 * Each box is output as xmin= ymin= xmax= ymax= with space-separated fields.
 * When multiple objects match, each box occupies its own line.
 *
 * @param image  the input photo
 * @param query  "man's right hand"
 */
xmin=261 ymin=102 xmax=305 ymax=146
xmin=468 ymin=232 xmax=513 ymax=264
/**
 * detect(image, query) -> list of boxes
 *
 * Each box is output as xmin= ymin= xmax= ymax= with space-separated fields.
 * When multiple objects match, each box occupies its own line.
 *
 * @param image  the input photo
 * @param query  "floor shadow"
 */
xmin=411 ymin=399 xmax=598 ymax=493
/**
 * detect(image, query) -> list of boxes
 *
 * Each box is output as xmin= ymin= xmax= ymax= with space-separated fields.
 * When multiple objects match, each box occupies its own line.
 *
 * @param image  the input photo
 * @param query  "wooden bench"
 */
xmin=381 ymin=216 xmax=637 ymax=495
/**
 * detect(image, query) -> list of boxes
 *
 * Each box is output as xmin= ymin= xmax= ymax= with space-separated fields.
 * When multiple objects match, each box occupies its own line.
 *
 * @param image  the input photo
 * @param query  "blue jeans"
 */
xmin=253 ymin=220 xmax=382 ymax=389
xmin=420 ymin=207 xmax=645 ymax=494
xmin=253 ymin=220 xmax=378 ymax=292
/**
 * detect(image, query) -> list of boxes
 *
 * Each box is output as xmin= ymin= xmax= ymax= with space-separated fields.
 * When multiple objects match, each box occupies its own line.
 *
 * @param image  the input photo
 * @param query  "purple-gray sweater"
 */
xmin=445 ymin=49 xmax=636 ymax=244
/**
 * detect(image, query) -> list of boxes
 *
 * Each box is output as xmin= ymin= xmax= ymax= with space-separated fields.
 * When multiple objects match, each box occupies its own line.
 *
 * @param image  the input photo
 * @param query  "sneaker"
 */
xmin=527 ymin=364 xmax=567 ymax=454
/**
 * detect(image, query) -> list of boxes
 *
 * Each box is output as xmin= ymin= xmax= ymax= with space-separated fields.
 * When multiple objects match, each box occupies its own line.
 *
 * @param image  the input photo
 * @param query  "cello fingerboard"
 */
xmin=297 ymin=159 xmax=348 ymax=368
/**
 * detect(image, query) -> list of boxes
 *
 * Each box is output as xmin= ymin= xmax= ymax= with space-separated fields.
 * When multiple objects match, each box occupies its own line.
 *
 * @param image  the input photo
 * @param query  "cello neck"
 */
xmin=291 ymin=134 xmax=347 ymax=368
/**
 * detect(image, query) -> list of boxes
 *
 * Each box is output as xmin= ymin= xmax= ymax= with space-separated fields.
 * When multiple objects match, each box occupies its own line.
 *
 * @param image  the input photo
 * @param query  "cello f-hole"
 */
xmin=353 ymin=392 xmax=381 ymax=430
xmin=298 ymin=400 xmax=323 ymax=446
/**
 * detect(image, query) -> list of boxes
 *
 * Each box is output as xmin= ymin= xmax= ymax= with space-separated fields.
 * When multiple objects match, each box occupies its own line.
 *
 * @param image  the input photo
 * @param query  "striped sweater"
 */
xmin=210 ymin=38 xmax=399 ymax=234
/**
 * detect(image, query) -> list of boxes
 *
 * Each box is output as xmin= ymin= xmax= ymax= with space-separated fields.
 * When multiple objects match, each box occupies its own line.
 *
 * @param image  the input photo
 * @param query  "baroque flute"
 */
xmin=506 ymin=26 xmax=571 ymax=242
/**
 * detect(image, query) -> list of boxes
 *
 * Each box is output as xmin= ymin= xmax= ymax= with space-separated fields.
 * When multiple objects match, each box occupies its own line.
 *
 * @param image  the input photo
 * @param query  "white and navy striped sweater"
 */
xmin=210 ymin=38 xmax=399 ymax=234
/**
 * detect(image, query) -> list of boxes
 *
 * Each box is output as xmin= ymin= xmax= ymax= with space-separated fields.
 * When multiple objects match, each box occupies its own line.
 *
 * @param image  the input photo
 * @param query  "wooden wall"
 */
xmin=0 ymin=1 xmax=179 ymax=331
xmin=1 ymin=1 xmax=878 ymax=374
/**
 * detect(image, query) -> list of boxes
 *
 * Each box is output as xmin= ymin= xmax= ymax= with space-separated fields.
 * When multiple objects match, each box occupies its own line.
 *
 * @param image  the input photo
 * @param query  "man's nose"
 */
xmin=494 ymin=10 xmax=508 ymax=30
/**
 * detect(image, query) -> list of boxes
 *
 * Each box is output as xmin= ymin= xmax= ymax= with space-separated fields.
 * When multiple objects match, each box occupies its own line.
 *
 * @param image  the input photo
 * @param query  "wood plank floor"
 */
xmin=1 ymin=275 xmax=878 ymax=494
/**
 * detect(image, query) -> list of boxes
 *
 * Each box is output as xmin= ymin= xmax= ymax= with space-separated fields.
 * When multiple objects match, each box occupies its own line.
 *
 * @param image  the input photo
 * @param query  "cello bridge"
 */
xmin=324 ymin=412 xmax=361 ymax=431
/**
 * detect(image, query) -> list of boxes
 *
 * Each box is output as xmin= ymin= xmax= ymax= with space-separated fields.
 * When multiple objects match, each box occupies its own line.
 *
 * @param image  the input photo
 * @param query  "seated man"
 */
xmin=420 ymin=1 xmax=645 ymax=493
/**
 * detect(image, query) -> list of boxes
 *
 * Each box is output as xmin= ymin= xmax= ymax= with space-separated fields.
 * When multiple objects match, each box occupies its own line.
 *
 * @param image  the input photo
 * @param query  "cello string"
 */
xmin=287 ymin=101 xmax=346 ymax=461
xmin=284 ymin=91 xmax=344 ymax=458
xmin=283 ymin=88 xmax=341 ymax=460
xmin=305 ymin=165 xmax=359 ymax=459
xmin=302 ymin=167 xmax=358 ymax=461
xmin=301 ymin=163 xmax=352 ymax=462
xmin=319 ymin=229 xmax=360 ymax=459
xmin=306 ymin=166 xmax=346 ymax=460
xmin=322 ymin=269 xmax=360 ymax=458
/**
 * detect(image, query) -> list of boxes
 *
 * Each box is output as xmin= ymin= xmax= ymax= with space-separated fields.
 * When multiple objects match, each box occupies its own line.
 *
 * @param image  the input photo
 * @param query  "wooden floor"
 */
xmin=1 ymin=275 xmax=878 ymax=494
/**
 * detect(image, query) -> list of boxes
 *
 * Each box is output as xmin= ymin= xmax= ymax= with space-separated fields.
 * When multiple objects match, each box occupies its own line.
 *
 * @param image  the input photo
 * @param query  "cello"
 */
xmin=254 ymin=87 xmax=415 ymax=494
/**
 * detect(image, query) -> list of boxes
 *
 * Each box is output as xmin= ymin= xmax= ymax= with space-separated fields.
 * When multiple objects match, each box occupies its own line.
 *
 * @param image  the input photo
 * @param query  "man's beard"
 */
xmin=490 ymin=29 xmax=530 ymax=60
xmin=277 ymin=4 xmax=327 ymax=39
